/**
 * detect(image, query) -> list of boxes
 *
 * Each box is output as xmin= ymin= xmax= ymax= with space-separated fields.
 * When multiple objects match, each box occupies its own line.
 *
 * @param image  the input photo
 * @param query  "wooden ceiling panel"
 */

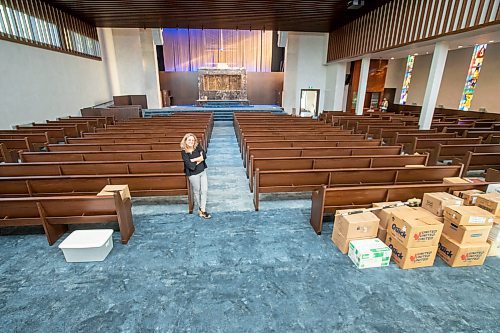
xmin=45 ymin=0 xmax=391 ymax=32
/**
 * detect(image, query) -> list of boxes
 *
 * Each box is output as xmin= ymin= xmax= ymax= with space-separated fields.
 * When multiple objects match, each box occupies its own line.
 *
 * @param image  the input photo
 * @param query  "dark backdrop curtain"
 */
xmin=163 ymin=28 xmax=272 ymax=72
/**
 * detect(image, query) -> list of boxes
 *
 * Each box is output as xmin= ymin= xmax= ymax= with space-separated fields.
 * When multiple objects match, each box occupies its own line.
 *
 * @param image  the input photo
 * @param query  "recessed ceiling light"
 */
xmin=458 ymin=45 xmax=463 ymax=48
xmin=390 ymin=57 xmax=394 ymax=60
xmin=413 ymin=53 xmax=418 ymax=56
xmin=488 ymin=40 xmax=494 ymax=43
xmin=426 ymin=52 xmax=429 ymax=54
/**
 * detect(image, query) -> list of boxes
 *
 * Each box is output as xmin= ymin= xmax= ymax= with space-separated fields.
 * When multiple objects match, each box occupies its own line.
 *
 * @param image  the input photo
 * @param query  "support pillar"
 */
xmin=331 ymin=62 xmax=347 ymax=111
xmin=419 ymin=42 xmax=449 ymax=129
xmin=355 ymin=57 xmax=370 ymax=115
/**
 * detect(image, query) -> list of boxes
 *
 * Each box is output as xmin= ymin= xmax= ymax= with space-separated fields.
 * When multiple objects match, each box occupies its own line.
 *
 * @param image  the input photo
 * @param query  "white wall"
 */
xmin=109 ymin=28 xmax=161 ymax=109
xmin=0 ymin=40 xmax=111 ymax=129
xmin=384 ymin=42 xmax=500 ymax=113
xmin=385 ymin=58 xmax=406 ymax=104
xmin=283 ymin=32 xmax=328 ymax=115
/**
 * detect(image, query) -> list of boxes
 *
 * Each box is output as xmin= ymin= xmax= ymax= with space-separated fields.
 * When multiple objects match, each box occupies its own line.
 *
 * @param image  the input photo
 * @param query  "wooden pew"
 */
xmin=395 ymin=132 xmax=457 ymax=152
xmin=253 ymin=165 xmax=462 ymax=210
xmin=0 ymin=143 xmax=8 ymax=162
xmin=456 ymin=152 xmax=500 ymax=175
xmin=20 ymin=150 xmax=182 ymax=162
xmin=410 ymin=137 xmax=482 ymax=154
xmin=46 ymin=142 xmax=183 ymax=152
xmin=0 ymin=132 xmax=50 ymax=151
xmin=310 ymin=182 xmax=490 ymax=234
xmin=246 ymin=146 xmax=404 ymax=175
xmin=0 ymin=160 xmax=184 ymax=177
xmin=429 ymin=143 xmax=500 ymax=165
xmin=0 ymin=128 xmax=65 ymax=143
xmin=243 ymin=140 xmax=383 ymax=168
xmin=16 ymin=124 xmax=82 ymax=138
xmin=0 ymin=173 xmax=193 ymax=212
xmin=0 ymin=193 xmax=134 ymax=245
xmin=0 ymin=138 xmax=33 ymax=162
xmin=249 ymin=154 xmax=429 ymax=191
xmin=379 ymin=129 xmax=438 ymax=145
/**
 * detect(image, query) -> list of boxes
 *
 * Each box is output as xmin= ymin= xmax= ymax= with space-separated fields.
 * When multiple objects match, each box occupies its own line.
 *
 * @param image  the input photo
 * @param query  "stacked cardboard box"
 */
xmin=437 ymin=205 xmax=494 ymax=267
xmin=452 ymin=189 xmax=485 ymax=206
xmin=476 ymin=193 xmax=500 ymax=257
xmin=371 ymin=201 xmax=405 ymax=242
xmin=348 ymin=238 xmax=392 ymax=269
xmin=422 ymin=192 xmax=464 ymax=222
xmin=385 ymin=207 xmax=443 ymax=269
xmin=331 ymin=210 xmax=379 ymax=254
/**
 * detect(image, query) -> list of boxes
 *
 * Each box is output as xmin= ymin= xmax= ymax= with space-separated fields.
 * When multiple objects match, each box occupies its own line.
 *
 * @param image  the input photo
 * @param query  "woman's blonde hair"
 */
xmin=180 ymin=133 xmax=199 ymax=152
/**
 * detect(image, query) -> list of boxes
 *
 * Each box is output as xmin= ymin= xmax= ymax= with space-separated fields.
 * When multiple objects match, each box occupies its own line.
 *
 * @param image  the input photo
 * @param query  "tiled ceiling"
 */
xmin=46 ymin=0 xmax=390 ymax=32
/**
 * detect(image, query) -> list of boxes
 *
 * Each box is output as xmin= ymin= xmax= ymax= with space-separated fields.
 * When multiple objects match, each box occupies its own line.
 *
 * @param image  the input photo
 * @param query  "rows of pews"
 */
xmin=237 ymin=111 xmax=498 ymax=234
xmin=0 ymin=113 xmax=214 ymax=245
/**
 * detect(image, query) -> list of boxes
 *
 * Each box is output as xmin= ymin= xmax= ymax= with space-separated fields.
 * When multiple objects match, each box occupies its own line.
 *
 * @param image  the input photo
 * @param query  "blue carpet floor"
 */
xmin=0 ymin=122 xmax=499 ymax=332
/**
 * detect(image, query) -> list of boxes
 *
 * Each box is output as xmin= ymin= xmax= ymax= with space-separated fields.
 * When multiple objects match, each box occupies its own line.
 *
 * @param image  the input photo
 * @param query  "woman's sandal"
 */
xmin=199 ymin=209 xmax=212 ymax=219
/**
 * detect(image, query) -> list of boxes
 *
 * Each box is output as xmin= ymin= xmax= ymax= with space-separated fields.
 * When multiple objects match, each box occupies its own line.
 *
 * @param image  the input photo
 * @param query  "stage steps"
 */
xmin=144 ymin=107 xmax=286 ymax=121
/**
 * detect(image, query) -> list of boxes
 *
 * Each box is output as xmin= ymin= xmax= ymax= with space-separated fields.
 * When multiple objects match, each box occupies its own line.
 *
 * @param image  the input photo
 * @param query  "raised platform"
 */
xmin=196 ymin=100 xmax=250 ymax=107
xmin=144 ymin=105 xmax=285 ymax=121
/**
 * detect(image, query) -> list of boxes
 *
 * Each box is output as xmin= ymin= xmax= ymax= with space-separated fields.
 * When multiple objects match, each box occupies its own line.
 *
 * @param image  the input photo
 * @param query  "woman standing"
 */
xmin=180 ymin=133 xmax=211 ymax=219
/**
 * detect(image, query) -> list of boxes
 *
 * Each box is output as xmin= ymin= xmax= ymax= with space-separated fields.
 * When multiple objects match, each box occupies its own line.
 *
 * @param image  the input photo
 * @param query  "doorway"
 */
xmin=300 ymin=89 xmax=320 ymax=118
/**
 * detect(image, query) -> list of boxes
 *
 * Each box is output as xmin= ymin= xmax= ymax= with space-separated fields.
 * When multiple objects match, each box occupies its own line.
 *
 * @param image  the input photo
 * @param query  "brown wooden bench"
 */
xmin=410 ymin=137 xmax=482 ymax=154
xmin=379 ymin=129 xmax=438 ymax=145
xmin=454 ymin=152 xmax=500 ymax=175
xmin=16 ymin=124 xmax=82 ymax=138
xmin=0 ymin=160 xmax=184 ymax=177
xmin=0 ymin=128 xmax=65 ymax=143
xmin=249 ymin=154 xmax=429 ymax=191
xmin=246 ymin=146 xmax=404 ymax=174
xmin=244 ymin=140 xmax=383 ymax=168
xmin=429 ymin=143 xmax=500 ymax=165
xmin=46 ymin=142 xmax=184 ymax=152
xmin=0 ymin=192 xmax=134 ymax=245
xmin=20 ymin=150 xmax=182 ymax=162
xmin=0 ymin=143 xmax=9 ymax=163
xmin=0 ymin=138 xmax=33 ymax=162
xmin=0 ymin=133 xmax=50 ymax=151
xmin=395 ymin=132 xmax=457 ymax=152
xmin=0 ymin=173 xmax=193 ymax=212
xmin=254 ymin=165 xmax=462 ymax=210
xmin=310 ymin=182 xmax=490 ymax=234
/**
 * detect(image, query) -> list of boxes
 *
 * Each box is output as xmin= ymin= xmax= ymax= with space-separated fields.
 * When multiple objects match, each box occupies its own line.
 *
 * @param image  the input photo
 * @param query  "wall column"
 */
xmin=419 ymin=41 xmax=449 ymax=129
xmin=97 ymin=28 xmax=120 ymax=96
xmin=325 ymin=62 xmax=347 ymax=111
xmin=355 ymin=56 xmax=370 ymax=115
xmin=140 ymin=29 xmax=162 ymax=109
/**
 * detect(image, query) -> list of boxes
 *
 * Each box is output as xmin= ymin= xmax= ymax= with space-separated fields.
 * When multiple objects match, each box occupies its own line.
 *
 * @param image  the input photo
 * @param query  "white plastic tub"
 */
xmin=58 ymin=229 xmax=114 ymax=262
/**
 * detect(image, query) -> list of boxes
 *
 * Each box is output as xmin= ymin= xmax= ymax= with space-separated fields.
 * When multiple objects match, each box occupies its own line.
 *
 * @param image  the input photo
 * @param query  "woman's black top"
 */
xmin=181 ymin=145 xmax=207 ymax=176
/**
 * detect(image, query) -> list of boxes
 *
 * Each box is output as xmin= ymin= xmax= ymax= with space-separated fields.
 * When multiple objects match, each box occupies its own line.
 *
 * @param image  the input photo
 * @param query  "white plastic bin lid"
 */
xmin=58 ymin=229 xmax=114 ymax=249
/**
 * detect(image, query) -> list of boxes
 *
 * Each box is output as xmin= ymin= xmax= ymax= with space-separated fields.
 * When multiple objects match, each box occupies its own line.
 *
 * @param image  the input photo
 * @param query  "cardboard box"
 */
xmin=331 ymin=230 xmax=350 ymax=254
xmin=422 ymin=192 xmax=463 ymax=217
xmin=388 ymin=209 xmax=443 ymax=248
xmin=333 ymin=212 xmax=379 ymax=239
xmin=487 ymin=239 xmax=500 ymax=257
xmin=488 ymin=223 xmax=500 ymax=243
xmin=385 ymin=235 xmax=437 ymax=269
xmin=437 ymin=234 xmax=490 ymax=267
xmin=476 ymin=193 xmax=500 ymax=216
xmin=443 ymin=205 xmax=494 ymax=226
xmin=452 ymin=189 xmax=485 ymax=206
xmin=97 ymin=184 xmax=131 ymax=200
xmin=377 ymin=226 xmax=387 ymax=242
xmin=442 ymin=220 xmax=491 ymax=244
xmin=371 ymin=201 xmax=405 ymax=229
xmin=348 ymin=238 xmax=391 ymax=269
xmin=443 ymin=177 xmax=470 ymax=184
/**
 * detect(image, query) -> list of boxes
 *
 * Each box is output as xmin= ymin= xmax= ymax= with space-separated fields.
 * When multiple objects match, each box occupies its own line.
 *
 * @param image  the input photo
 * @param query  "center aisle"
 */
xmin=206 ymin=120 xmax=311 ymax=213
xmin=204 ymin=121 xmax=255 ymax=212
